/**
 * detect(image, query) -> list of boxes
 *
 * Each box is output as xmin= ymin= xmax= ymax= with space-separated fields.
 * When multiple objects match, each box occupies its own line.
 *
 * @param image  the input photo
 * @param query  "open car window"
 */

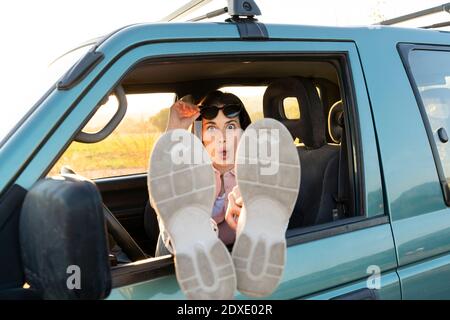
xmin=48 ymin=93 xmax=176 ymax=179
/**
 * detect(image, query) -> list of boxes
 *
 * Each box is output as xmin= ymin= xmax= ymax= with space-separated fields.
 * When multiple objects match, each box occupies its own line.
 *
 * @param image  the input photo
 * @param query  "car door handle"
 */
xmin=331 ymin=288 xmax=380 ymax=300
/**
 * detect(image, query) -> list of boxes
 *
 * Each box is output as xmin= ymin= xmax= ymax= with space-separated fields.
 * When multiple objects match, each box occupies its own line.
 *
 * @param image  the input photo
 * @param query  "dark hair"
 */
xmin=199 ymin=90 xmax=252 ymax=130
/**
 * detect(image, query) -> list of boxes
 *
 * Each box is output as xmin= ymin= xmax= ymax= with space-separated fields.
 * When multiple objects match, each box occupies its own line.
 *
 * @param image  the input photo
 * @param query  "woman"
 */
xmin=149 ymin=90 xmax=300 ymax=300
xmin=155 ymin=90 xmax=252 ymax=256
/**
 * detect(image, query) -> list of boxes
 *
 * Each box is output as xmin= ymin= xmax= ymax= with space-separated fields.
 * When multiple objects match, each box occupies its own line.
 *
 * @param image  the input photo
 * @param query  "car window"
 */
xmin=408 ymin=49 xmax=450 ymax=187
xmin=48 ymin=92 xmax=175 ymax=179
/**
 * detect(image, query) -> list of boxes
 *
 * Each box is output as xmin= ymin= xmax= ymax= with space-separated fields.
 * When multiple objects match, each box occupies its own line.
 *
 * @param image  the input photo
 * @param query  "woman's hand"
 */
xmin=166 ymin=100 xmax=200 ymax=131
xmin=225 ymin=185 xmax=243 ymax=231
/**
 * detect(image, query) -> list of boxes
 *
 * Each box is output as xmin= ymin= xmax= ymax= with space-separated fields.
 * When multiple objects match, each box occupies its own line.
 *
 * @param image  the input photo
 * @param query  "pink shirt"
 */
xmin=212 ymin=167 xmax=237 ymax=245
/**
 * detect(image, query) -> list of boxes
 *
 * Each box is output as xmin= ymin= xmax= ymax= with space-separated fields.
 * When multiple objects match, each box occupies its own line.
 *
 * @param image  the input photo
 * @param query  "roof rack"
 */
xmin=189 ymin=7 xmax=228 ymax=22
xmin=159 ymin=0 xmax=213 ymax=22
xmin=160 ymin=0 xmax=261 ymax=23
xmin=375 ymin=2 xmax=450 ymax=29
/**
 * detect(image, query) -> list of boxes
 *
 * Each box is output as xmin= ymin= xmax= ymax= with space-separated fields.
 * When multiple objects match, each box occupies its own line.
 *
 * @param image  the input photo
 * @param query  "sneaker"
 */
xmin=148 ymin=129 xmax=236 ymax=300
xmin=232 ymin=118 xmax=301 ymax=297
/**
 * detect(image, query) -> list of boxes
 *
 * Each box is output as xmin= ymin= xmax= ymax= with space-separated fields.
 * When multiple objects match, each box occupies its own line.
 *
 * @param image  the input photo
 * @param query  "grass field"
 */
xmin=48 ymin=131 xmax=161 ymax=179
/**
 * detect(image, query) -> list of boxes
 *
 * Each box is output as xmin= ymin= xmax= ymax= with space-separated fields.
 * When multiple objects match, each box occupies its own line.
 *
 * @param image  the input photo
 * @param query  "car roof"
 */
xmin=55 ymin=22 xmax=450 ymax=66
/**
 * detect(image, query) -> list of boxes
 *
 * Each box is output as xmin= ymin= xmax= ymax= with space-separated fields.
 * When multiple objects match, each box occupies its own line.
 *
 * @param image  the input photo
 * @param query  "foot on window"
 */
xmin=233 ymin=118 xmax=301 ymax=297
xmin=148 ymin=129 xmax=236 ymax=300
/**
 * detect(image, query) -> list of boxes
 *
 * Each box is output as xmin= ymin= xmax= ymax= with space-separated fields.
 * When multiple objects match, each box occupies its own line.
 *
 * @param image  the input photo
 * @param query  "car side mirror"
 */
xmin=19 ymin=177 xmax=111 ymax=299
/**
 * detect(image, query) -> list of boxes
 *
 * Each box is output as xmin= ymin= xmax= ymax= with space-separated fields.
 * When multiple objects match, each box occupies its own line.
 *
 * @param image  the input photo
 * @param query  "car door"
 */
xmin=350 ymin=24 xmax=450 ymax=299
xmin=384 ymin=43 xmax=450 ymax=299
xmin=0 ymin=23 xmax=400 ymax=299
xmin=103 ymin=38 xmax=399 ymax=300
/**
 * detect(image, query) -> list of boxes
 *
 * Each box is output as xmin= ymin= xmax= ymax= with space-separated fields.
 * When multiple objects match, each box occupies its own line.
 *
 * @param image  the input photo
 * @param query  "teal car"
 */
xmin=1 ymin=1 xmax=450 ymax=300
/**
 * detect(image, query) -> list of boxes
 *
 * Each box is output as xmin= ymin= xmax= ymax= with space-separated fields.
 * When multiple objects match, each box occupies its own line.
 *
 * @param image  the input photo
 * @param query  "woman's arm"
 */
xmin=165 ymin=100 xmax=200 ymax=131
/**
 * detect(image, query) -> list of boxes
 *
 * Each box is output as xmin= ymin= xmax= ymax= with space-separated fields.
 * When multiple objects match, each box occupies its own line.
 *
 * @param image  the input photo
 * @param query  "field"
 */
xmin=48 ymin=131 xmax=162 ymax=179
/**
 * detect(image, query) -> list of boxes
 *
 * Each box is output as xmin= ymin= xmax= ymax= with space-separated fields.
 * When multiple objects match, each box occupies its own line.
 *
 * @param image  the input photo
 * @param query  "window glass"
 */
xmin=409 ymin=50 xmax=450 ymax=185
xmin=48 ymin=92 xmax=175 ymax=179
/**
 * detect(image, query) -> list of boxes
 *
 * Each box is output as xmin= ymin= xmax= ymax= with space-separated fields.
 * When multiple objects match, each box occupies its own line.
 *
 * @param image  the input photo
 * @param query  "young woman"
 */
xmin=148 ymin=90 xmax=300 ymax=300
xmin=155 ymin=90 xmax=251 ymax=255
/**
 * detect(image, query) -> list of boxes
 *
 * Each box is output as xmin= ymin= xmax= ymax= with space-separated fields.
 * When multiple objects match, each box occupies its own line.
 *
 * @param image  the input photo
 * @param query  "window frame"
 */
xmin=398 ymin=43 xmax=450 ymax=206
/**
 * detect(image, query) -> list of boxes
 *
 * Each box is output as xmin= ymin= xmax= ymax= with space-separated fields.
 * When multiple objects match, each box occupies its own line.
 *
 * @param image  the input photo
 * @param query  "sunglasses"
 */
xmin=199 ymin=104 xmax=242 ymax=120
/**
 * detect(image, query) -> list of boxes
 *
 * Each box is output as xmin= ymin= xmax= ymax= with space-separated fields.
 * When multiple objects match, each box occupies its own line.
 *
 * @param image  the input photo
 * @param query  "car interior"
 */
xmin=45 ymin=55 xmax=357 ymax=266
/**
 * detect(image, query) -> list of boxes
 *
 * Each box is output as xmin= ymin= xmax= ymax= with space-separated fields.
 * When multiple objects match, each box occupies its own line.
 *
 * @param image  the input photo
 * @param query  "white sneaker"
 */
xmin=148 ymin=129 xmax=236 ymax=300
xmin=232 ymin=118 xmax=301 ymax=297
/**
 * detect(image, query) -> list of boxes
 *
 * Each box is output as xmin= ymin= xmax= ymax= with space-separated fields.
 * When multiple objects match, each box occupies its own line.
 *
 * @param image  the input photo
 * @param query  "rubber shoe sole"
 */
xmin=233 ymin=118 xmax=301 ymax=298
xmin=148 ymin=129 xmax=236 ymax=300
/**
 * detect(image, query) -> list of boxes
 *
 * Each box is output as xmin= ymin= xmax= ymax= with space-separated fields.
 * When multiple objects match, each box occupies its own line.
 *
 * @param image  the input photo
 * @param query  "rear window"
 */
xmin=407 ymin=48 xmax=450 ymax=199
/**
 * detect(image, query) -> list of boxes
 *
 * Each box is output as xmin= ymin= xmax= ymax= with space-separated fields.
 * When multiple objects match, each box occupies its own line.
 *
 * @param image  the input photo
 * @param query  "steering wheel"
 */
xmin=60 ymin=166 xmax=147 ymax=262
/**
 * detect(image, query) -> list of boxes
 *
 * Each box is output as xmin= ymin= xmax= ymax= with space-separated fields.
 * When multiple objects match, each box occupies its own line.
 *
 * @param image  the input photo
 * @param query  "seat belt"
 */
xmin=332 ymin=113 xmax=349 ymax=221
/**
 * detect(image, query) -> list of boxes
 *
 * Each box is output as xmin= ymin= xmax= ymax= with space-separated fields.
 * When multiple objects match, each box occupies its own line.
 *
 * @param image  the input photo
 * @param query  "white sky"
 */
xmin=0 ymin=0 xmax=448 ymax=139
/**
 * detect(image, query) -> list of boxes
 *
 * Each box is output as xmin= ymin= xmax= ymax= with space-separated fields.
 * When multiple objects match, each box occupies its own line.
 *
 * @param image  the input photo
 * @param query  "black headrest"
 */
xmin=263 ymin=77 xmax=326 ymax=149
xmin=328 ymin=100 xmax=344 ymax=143
xmin=20 ymin=177 xmax=111 ymax=299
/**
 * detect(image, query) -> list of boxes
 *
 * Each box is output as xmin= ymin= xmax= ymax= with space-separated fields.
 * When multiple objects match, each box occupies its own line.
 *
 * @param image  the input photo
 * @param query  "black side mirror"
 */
xmin=19 ymin=177 xmax=111 ymax=299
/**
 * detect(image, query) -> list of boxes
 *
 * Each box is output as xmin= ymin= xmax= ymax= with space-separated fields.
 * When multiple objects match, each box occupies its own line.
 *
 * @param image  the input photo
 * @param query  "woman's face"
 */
xmin=202 ymin=107 xmax=243 ymax=172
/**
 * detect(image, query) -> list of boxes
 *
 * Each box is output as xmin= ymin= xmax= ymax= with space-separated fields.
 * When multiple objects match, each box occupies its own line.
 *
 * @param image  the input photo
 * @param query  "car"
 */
xmin=1 ymin=0 xmax=450 ymax=300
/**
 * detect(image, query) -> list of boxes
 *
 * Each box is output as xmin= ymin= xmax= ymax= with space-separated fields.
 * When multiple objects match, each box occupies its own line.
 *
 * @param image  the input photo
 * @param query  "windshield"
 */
xmin=0 ymin=43 xmax=95 ymax=145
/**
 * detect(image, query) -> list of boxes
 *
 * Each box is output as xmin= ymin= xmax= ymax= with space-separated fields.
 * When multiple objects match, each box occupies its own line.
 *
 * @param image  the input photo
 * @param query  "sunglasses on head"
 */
xmin=199 ymin=104 xmax=242 ymax=120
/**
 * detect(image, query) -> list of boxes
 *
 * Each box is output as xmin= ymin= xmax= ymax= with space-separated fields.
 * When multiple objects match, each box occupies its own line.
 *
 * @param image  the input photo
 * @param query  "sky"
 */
xmin=0 ymin=0 xmax=448 ymax=139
